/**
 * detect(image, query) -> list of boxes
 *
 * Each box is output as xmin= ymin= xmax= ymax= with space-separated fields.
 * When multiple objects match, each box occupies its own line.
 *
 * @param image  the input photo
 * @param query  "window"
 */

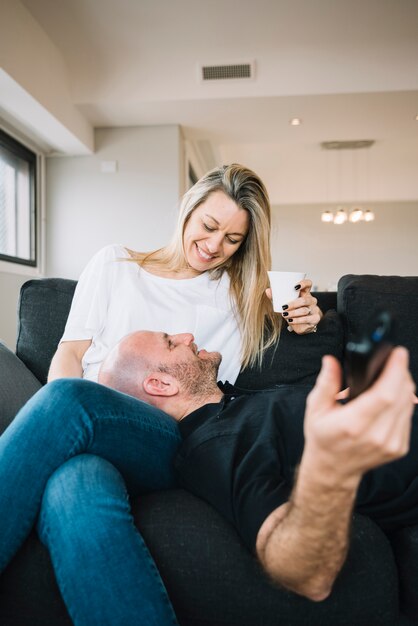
xmin=0 ymin=129 xmax=37 ymax=266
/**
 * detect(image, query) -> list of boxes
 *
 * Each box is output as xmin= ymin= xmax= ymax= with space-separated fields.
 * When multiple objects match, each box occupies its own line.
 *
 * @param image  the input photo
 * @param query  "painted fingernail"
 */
xmin=282 ymin=311 xmax=289 ymax=317
xmin=294 ymin=284 xmax=301 ymax=290
xmin=282 ymin=304 xmax=288 ymax=310
xmin=287 ymin=318 xmax=293 ymax=322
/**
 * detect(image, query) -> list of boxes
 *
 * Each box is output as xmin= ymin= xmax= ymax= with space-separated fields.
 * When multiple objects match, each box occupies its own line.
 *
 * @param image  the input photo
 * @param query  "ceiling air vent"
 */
xmin=200 ymin=62 xmax=255 ymax=81
xmin=321 ymin=140 xmax=375 ymax=150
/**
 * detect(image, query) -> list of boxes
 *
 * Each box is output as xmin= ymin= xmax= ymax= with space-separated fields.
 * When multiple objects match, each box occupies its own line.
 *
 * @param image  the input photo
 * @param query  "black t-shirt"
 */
xmin=175 ymin=383 xmax=418 ymax=552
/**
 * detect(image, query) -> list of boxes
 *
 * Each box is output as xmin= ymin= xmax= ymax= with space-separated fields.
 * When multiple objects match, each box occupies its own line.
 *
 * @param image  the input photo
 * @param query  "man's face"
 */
xmin=137 ymin=331 xmax=222 ymax=395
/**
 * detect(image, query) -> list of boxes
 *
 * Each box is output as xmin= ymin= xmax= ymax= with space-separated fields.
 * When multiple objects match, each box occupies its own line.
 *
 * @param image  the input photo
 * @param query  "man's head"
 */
xmin=98 ymin=331 xmax=223 ymax=420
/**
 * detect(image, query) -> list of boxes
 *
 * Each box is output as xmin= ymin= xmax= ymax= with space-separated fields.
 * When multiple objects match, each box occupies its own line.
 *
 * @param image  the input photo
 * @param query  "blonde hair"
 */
xmin=130 ymin=164 xmax=281 ymax=368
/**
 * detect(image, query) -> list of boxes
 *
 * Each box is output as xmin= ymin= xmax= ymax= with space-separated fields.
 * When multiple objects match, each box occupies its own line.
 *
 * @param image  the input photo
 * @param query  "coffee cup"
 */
xmin=267 ymin=271 xmax=306 ymax=313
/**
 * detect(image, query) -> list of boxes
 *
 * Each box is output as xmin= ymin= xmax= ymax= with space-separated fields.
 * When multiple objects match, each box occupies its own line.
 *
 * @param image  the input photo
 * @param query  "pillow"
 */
xmin=0 ymin=342 xmax=42 ymax=435
xmin=235 ymin=309 xmax=344 ymax=390
xmin=16 ymin=278 xmax=76 ymax=385
xmin=338 ymin=274 xmax=418 ymax=388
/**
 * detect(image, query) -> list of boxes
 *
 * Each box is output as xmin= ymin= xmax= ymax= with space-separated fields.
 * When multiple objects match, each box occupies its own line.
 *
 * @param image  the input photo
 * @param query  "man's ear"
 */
xmin=143 ymin=372 xmax=179 ymax=397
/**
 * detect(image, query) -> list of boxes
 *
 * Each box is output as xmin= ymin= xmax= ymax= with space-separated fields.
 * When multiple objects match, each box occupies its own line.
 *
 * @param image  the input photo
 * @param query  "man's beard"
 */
xmin=159 ymin=354 xmax=221 ymax=398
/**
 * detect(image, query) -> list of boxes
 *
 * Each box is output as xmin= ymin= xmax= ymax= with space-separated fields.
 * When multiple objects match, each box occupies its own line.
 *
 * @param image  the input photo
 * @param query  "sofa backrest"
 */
xmin=337 ymin=274 xmax=418 ymax=388
xmin=16 ymin=279 xmax=76 ymax=384
xmin=15 ymin=278 xmax=337 ymax=386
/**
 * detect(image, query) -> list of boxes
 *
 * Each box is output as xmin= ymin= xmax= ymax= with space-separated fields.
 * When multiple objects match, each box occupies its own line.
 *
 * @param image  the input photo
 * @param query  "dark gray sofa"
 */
xmin=0 ymin=274 xmax=417 ymax=626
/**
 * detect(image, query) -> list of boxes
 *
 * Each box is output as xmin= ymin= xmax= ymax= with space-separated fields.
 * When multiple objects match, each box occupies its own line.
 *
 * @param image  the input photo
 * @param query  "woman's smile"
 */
xmin=195 ymin=243 xmax=217 ymax=261
xmin=183 ymin=190 xmax=249 ymax=273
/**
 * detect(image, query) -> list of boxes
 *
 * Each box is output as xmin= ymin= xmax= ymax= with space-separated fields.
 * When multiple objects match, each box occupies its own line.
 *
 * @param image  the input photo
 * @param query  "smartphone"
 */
xmin=345 ymin=311 xmax=395 ymax=401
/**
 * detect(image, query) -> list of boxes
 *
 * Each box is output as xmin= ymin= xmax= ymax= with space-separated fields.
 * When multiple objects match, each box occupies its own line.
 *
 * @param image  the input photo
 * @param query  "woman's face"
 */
xmin=183 ymin=190 xmax=250 ymax=273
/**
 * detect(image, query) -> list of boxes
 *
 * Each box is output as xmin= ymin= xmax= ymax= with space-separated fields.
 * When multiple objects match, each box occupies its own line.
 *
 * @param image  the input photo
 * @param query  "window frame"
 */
xmin=0 ymin=128 xmax=37 ymax=268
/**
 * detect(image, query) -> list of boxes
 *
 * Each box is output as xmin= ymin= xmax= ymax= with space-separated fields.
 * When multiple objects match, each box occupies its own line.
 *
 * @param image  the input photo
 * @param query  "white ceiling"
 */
xmin=14 ymin=0 xmax=418 ymax=203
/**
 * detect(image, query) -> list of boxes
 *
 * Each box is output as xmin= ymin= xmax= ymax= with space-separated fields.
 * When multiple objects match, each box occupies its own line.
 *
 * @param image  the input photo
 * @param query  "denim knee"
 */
xmin=37 ymin=453 xmax=129 ymax=544
xmin=40 ymin=378 xmax=104 ymax=409
xmin=21 ymin=378 xmax=97 ymax=425
xmin=23 ymin=379 xmax=117 ymax=440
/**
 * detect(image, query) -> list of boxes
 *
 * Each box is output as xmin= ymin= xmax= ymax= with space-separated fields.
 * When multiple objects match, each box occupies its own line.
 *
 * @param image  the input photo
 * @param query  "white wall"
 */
xmin=2 ymin=129 xmax=417 ymax=349
xmin=46 ymin=125 xmax=184 ymax=278
xmin=0 ymin=273 xmax=29 ymax=349
xmin=272 ymin=202 xmax=418 ymax=291
xmin=0 ymin=124 xmax=184 ymax=349
xmin=0 ymin=0 xmax=93 ymax=154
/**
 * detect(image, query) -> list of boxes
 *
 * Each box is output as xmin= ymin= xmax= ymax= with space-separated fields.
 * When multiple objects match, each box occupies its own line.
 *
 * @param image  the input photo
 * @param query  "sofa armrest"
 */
xmin=337 ymin=274 xmax=418 ymax=387
xmin=0 ymin=342 xmax=42 ymax=435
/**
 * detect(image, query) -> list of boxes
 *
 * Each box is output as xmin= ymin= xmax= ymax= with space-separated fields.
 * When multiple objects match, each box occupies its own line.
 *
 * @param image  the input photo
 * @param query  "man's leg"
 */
xmin=0 ymin=378 xmax=181 ymax=571
xmin=37 ymin=454 xmax=178 ymax=626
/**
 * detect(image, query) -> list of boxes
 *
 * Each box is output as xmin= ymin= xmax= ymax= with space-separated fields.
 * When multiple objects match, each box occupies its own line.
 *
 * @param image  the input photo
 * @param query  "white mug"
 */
xmin=267 ymin=271 xmax=306 ymax=313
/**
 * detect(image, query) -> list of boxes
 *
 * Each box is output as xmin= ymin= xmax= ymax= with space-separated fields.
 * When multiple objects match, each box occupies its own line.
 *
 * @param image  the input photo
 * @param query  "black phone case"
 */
xmin=345 ymin=311 xmax=395 ymax=400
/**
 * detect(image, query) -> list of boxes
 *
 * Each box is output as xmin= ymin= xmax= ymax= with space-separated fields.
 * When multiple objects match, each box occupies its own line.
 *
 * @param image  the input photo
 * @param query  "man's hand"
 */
xmin=303 ymin=348 xmax=415 ymax=488
xmin=257 ymin=348 xmax=415 ymax=602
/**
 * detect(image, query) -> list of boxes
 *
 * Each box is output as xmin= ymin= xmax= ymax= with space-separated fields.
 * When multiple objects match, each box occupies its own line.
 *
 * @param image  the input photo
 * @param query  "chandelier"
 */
xmin=321 ymin=207 xmax=375 ymax=224
xmin=320 ymin=140 xmax=376 ymax=225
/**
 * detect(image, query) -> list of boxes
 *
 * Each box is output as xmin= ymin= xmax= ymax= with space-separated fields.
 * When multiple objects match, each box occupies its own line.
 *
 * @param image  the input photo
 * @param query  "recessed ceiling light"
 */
xmin=290 ymin=117 xmax=302 ymax=126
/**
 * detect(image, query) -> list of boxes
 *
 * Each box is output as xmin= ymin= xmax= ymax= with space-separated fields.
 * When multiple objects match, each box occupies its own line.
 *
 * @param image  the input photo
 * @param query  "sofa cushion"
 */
xmin=0 ymin=490 xmax=401 ymax=626
xmin=389 ymin=525 xmax=418 ymax=622
xmin=337 ymin=275 xmax=418 ymax=387
xmin=236 ymin=308 xmax=344 ymax=390
xmin=0 ymin=342 xmax=42 ymax=435
xmin=16 ymin=279 xmax=76 ymax=385
xmin=134 ymin=490 xmax=400 ymax=626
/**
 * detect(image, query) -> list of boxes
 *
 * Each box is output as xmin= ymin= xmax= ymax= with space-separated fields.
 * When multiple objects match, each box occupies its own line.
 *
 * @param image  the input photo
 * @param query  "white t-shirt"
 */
xmin=61 ymin=244 xmax=242 ymax=384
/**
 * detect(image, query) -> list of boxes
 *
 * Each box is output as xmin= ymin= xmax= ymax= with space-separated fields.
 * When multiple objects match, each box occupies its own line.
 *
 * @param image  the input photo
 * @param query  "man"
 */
xmin=99 ymin=330 xmax=416 ymax=602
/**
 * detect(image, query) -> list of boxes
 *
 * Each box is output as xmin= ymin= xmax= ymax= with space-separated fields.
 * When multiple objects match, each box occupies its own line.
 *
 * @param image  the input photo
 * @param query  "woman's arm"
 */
xmin=48 ymin=246 xmax=118 ymax=383
xmin=48 ymin=339 xmax=92 ymax=382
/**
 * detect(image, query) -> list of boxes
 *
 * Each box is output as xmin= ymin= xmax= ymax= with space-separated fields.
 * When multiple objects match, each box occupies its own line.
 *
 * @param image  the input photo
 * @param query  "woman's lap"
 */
xmin=0 ymin=378 xmax=182 ymax=570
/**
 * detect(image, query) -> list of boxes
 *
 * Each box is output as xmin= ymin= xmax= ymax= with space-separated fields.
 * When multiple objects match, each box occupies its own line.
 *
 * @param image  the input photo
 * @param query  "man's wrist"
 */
xmin=299 ymin=445 xmax=362 ymax=494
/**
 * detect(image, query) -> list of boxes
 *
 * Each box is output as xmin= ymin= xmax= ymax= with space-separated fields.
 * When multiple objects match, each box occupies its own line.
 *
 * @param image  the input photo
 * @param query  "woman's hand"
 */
xmin=266 ymin=278 xmax=322 ymax=335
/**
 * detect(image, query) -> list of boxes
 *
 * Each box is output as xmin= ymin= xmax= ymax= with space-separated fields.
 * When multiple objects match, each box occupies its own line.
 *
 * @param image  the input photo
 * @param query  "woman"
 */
xmin=48 ymin=163 xmax=321 ymax=384
xmin=0 ymin=164 xmax=321 ymax=626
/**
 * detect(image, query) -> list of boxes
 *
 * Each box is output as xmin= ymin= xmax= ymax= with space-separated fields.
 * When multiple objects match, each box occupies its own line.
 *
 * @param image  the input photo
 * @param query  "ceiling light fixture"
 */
xmin=320 ymin=139 xmax=377 ymax=225
xmin=290 ymin=117 xmax=302 ymax=126
xmin=321 ymin=206 xmax=376 ymax=225
xmin=349 ymin=207 xmax=364 ymax=223
xmin=363 ymin=209 xmax=375 ymax=222
xmin=321 ymin=210 xmax=334 ymax=223
xmin=333 ymin=208 xmax=348 ymax=225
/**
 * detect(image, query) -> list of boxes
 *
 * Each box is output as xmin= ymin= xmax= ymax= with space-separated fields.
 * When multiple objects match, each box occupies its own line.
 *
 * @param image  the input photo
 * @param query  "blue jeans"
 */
xmin=0 ymin=378 xmax=182 ymax=626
